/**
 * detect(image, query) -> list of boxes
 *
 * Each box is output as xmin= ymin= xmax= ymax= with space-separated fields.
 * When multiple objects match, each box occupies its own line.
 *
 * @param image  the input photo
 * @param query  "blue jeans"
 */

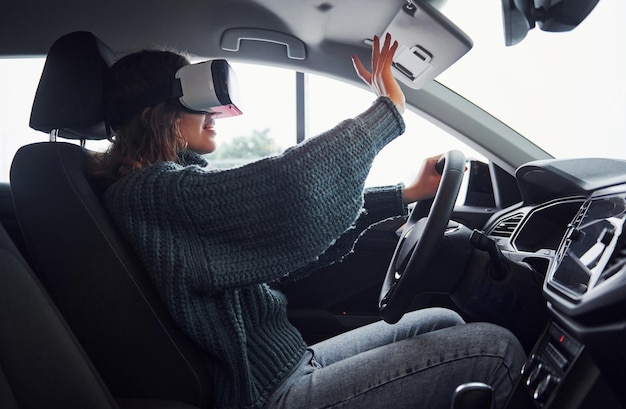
xmin=265 ymin=308 xmax=525 ymax=409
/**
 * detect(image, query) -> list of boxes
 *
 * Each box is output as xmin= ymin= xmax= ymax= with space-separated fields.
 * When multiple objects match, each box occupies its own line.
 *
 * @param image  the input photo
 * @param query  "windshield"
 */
xmin=437 ymin=1 xmax=626 ymax=160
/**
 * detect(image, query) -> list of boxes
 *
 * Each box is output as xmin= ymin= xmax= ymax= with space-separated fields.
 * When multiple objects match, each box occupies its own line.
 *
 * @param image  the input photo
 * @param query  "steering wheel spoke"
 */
xmin=394 ymin=218 xmax=426 ymax=271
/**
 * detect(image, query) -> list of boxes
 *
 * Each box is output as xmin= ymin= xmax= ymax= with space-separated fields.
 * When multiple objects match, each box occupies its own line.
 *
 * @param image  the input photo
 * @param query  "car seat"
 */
xmin=9 ymin=31 xmax=213 ymax=408
xmin=0 ymin=223 xmax=119 ymax=409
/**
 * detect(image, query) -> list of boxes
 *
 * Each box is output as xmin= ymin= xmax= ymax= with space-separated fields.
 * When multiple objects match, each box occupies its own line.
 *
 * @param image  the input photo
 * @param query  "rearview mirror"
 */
xmin=502 ymin=0 xmax=600 ymax=46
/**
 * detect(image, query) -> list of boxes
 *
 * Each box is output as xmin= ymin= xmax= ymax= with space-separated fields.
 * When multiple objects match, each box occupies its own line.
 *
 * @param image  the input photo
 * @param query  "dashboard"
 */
xmin=483 ymin=158 xmax=626 ymax=408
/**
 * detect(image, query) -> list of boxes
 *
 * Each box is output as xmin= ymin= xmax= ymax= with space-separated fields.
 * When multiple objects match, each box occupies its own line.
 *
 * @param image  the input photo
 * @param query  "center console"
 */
xmin=506 ymin=189 xmax=626 ymax=408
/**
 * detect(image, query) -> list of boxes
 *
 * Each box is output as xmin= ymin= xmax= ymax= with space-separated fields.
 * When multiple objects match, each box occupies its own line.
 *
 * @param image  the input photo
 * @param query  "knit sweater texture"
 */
xmin=103 ymin=97 xmax=406 ymax=408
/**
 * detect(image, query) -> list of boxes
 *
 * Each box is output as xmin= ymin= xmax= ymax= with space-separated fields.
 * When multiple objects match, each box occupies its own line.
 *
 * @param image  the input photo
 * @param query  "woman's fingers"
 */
xmin=353 ymin=33 xmax=405 ymax=114
xmin=351 ymin=54 xmax=372 ymax=85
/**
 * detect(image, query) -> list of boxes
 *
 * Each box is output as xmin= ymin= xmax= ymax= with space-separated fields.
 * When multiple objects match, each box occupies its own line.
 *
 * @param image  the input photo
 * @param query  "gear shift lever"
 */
xmin=451 ymin=382 xmax=494 ymax=409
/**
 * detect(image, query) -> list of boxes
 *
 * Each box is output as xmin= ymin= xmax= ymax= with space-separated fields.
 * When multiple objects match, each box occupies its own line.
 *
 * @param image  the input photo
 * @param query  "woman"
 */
xmin=93 ymin=34 xmax=525 ymax=409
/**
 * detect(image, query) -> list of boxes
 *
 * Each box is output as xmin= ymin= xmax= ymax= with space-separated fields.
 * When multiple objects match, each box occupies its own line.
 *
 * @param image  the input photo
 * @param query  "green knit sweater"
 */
xmin=103 ymin=97 xmax=406 ymax=408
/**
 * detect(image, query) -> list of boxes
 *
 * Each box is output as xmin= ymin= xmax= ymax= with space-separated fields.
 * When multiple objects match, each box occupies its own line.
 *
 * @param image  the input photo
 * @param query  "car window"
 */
xmin=0 ymin=57 xmax=46 ymax=182
xmin=212 ymin=66 xmax=485 ymax=187
xmin=0 ymin=59 xmax=484 ymax=188
xmin=205 ymin=63 xmax=297 ymax=169
xmin=306 ymin=73 xmax=485 ymax=187
xmin=439 ymin=1 xmax=626 ymax=161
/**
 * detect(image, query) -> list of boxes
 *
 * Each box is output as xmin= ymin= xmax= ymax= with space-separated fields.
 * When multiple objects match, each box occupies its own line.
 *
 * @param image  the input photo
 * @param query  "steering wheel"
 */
xmin=379 ymin=150 xmax=466 ymax=324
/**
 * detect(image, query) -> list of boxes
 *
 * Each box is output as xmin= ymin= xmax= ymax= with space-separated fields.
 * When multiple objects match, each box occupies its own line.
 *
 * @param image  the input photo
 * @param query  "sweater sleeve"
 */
xmin=106 ymin=97 xmax=405 ymax=294
xmin=284 ymin=184 xmax=407 ymax=281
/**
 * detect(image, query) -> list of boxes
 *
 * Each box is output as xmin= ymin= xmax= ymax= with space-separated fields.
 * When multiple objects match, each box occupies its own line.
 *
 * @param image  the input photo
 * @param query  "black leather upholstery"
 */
xmin=0 ymin=223 xmax=119 ymax=409
xmin=30 ymin=31 xmax=114 ymax=140
xmin=10 ymin=31 xmax=213 ymax=407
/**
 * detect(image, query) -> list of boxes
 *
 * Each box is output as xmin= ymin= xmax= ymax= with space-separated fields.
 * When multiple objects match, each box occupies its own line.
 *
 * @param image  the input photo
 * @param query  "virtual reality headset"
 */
xmin=173 ymin=59 xmax=242 ymax=118
xmin=173 ymin=59 xmax=242 ymax=117
xmin=105 ymin=58 xmax=242 ymax=130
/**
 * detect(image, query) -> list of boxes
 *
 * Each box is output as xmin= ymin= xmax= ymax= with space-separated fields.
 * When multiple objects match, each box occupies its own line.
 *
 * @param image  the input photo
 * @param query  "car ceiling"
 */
xmin=0 ymin=0 xmax=447 ymax=58
xmin=0 ymin=0 xmax=549 ymax=173
xmin=0 ymin=0 xmax=430 ymax=99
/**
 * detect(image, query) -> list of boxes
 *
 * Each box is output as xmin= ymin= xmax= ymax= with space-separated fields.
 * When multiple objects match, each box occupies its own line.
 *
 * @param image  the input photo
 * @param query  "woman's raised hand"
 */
xmin=352 ymin=33 xmax=405 ymax=114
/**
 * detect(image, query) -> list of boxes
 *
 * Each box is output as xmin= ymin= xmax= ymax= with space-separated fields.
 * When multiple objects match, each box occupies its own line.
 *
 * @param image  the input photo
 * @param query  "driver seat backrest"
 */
xmin=0 ymin=223 xmax=119 ymax=409
xmin=9 ymin=31 xmax=213 ymax=408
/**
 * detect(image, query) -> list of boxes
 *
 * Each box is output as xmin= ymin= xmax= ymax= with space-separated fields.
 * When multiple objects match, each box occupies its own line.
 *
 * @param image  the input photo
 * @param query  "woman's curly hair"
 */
xmin=90 ymin=49 xmax=191 ymax=187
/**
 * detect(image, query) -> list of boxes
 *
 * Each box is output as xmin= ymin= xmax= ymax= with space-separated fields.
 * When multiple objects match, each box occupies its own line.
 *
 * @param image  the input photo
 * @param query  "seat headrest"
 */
xmin=29 ymin=31 xmax=115 ymax=140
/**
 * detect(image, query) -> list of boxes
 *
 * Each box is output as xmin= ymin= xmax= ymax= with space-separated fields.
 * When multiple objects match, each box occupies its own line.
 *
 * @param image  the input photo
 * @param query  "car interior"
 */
xmin=0 ymin=0 xmax=625 ymax=408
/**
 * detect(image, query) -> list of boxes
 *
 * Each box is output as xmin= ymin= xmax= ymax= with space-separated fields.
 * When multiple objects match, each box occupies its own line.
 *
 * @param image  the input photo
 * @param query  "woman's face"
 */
xmin=177 ymin=111 xmax=217 ymax=154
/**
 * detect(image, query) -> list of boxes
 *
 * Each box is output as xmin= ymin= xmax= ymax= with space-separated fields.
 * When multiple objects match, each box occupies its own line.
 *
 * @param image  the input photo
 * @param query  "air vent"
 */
xmin=555 ymin=199 xmax=591 ymax=263
xmin=599 ymin=225 xmax=626 ymax=284
xmin=489 ymin=213 xmax=524 ymax=238
xmin=571 ymin=199 xmax=591 ymax=229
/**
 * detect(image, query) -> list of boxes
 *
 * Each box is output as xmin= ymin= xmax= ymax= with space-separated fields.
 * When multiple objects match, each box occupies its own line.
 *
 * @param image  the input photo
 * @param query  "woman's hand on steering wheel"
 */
xmin=402 ymin=154 xmax=444 ymax=204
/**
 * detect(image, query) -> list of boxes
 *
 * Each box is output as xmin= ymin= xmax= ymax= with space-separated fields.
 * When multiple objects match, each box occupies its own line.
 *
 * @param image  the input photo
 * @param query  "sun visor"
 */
xmin=381 ymin=2 xmax=472 ymax=89
xmin=174 ymin=59 xmax=243 ymax=118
